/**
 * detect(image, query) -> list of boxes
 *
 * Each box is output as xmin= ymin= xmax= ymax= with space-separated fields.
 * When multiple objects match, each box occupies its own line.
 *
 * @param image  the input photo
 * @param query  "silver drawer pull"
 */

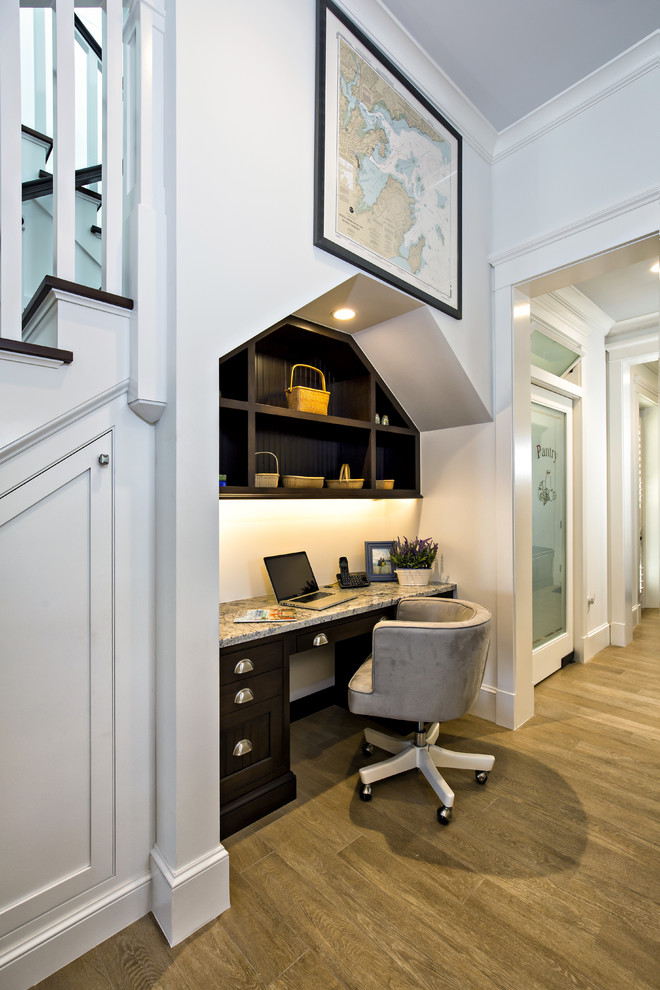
xmin=313 ymin=633 xmax=329 ymax=647
xmin=232 ymin=738 xmax=252 ymax=757
xmin=234 ymin=658 xmax=254 ymax=674
xmin=234 ymin=688 xmax=254 ymax=705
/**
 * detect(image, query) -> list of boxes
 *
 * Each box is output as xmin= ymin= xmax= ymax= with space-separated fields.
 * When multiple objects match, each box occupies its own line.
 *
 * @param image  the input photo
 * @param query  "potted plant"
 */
xmin=390 ymin=536 xmax=439 ymax=586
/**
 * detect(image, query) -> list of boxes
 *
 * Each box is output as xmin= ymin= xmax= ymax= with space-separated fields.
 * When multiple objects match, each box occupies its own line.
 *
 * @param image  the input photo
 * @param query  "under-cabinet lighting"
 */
xmin=333 ymin=307 xmax=356 ymax=320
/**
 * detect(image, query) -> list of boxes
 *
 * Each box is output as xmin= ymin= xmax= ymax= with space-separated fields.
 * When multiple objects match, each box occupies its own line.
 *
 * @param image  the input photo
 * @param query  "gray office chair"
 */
xmin=348 ymin=596 xmax=494 ymax=824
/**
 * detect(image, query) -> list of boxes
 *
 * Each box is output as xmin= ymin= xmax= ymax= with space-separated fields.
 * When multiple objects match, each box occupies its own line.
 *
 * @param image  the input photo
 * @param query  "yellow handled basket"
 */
xmin=285 ymin=364 xmax=330 ymax=415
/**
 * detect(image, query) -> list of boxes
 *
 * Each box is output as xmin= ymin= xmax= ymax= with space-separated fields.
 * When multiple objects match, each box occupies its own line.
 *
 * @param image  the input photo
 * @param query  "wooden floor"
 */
xmin=35 ymin=611 xmax=660 ymax=989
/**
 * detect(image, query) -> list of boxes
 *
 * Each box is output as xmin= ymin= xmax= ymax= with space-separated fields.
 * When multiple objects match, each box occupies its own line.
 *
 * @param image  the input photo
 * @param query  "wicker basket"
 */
xmin=376 ymin=479 xmax=395 ymax=490
xmin=255 ymin=451 xmax=279 ymax=488
xmin=282 ymin=475 xmax=324 ymax=489
xmin=285 ymin=364 xmax=330 ymax=415
xmin=326 ymin=463 xmax=364 ymax=490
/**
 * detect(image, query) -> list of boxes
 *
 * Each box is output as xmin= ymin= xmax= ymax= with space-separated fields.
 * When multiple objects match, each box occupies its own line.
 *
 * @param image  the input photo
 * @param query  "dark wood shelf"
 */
xmin=219 ymin=487 xmax=421 ymax=499
xmin=219 ymin=316 xmax=420 ymax=498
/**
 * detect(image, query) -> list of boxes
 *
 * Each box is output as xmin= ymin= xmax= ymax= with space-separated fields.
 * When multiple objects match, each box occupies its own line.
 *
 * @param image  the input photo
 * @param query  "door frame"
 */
xmin=606 ymin=331 xmax=659 ymax=645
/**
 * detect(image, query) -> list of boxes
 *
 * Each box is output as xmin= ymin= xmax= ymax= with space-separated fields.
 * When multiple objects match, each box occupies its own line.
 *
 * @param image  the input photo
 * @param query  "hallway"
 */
xmin=35 ymin=612 xmax=660 ymax=989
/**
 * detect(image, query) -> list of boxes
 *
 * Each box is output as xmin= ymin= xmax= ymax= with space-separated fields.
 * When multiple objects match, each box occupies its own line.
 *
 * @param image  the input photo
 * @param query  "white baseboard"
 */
xmin=0 ymin=873 xmax=151 ymax=990
xmin=610 ymin=621 xmax=632 ymax=647
xmin=150 ymin=843 xmax=230 ymax=947
xmin=470 ymin=684 xmax=497 ymax=723
xmin=580 ymin=622 xmax=611 ymax=661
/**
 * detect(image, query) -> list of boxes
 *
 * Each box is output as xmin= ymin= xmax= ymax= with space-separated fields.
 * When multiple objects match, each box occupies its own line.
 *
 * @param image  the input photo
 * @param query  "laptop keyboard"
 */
xmin=296 ymin=591 xmax=332 ymax=602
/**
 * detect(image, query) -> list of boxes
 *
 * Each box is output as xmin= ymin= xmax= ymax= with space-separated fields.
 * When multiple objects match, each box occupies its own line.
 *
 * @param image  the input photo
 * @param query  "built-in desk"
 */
xmin=218 ymin=581 xmax=456 ymax=837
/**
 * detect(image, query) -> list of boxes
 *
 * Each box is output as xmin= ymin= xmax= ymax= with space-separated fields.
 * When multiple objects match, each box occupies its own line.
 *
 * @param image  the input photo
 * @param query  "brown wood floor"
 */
xmin=34 ymin=611 xmax=660 ymax=989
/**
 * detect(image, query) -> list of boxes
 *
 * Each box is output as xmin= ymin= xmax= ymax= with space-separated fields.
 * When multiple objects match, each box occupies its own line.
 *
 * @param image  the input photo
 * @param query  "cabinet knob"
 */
xmin=232 ymin=738 xmax=252 ymax=757
xmin=234 ymin=658 xmax=254 ymax=675
xmin=234 ymin=688 xmax=254 ymax=705
xmin=313 ymin=633 xmax=329 ymax=647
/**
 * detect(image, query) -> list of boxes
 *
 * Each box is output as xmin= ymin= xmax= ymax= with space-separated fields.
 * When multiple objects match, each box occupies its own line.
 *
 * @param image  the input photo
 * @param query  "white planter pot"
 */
xmin=394 ymin=568 xmax=432 ymax=586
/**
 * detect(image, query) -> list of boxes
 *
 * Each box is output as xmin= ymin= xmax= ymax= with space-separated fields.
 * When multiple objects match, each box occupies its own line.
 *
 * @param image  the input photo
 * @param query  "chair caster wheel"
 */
xmin=359 ymin=782 xmax=372 ymax=801
xmin=437 ymin=805 xmax=452 ymax=825
xmin=475 ymin=771 xmax=489 ymax=785
xmin=362 ymin=742 xmax=375 ymax=756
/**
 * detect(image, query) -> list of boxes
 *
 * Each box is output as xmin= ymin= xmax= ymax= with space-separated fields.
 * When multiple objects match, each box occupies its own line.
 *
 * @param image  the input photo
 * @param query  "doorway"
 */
xmin=532 ymin=388 xmax=573 ymax=684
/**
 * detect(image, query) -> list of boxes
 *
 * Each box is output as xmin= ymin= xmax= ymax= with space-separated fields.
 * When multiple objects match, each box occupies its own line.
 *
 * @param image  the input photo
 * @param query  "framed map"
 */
xmin=314 ymin=0 xmax=462 ymax=319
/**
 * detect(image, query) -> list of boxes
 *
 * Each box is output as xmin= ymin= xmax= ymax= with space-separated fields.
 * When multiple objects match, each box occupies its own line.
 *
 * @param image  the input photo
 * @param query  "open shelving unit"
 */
xmin=219 ymin=316 xmax=420 ymax=498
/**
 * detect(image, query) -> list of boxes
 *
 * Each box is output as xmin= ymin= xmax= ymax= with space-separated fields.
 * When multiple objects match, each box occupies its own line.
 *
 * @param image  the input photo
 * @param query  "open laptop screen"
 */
xmin=264 ymin=551 xmax=319 ymax=602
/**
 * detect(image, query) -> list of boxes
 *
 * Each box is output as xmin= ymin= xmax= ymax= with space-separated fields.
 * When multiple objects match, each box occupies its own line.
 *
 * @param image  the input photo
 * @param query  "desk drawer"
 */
xmin=220 ymin=638 xmax=283 ymax=685
xmin=295 ymin=609 xmax=391 ymax=653
xmin=220 ymin=696 xmax=284 ymax=792
xmin=220 ymin=667 xmax=282 ymax=716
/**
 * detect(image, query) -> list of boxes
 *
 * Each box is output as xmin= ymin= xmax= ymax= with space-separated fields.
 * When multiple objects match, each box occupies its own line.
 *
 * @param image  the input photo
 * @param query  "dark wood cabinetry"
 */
xmin=219 ymin=316 xmax=420 ymax=498
xmin=219 ymin=636 xmax=295 ymax=840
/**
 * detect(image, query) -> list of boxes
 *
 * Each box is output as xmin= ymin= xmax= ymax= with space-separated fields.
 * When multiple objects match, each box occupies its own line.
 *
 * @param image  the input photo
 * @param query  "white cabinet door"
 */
xmin=0 ymin=435 xmax=113 ymax=937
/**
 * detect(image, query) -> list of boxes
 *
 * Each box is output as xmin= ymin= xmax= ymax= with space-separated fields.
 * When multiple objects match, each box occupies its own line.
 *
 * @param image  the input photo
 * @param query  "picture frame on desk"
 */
xmin=365 ymin=540 xmax=395 ymax=582
xmin=314 ymin=0 xmax=462 ymax=319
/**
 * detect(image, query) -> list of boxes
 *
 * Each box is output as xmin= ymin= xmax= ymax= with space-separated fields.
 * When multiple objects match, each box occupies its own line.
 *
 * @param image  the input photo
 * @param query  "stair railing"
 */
xmin=0 ymin=0 xmax=124 ymax=340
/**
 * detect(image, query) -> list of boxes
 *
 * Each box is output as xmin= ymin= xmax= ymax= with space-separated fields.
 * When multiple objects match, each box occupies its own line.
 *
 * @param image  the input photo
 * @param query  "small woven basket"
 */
xmin=282 ymin=475 xmax=324 ymax=489
xmin=285 ymin=364 xmax=330 ymax=415
xmin=376 ymin=479 xmax=395 ymax=489
xmin=327 ymin=463 xmax=364 ymax=489
xmin=255 ymin=451 xmax=279 ymax=488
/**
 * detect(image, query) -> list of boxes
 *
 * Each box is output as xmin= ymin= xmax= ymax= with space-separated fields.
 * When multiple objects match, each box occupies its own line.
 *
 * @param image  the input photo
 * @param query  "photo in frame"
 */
xmin=364 ymin=540 xmax=395 ymax=582
xmin=314 ymin=0 xmax=462 ymax=319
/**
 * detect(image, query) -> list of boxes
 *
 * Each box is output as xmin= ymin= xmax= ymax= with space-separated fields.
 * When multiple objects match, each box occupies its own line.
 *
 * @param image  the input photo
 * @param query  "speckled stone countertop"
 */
xmin=219 ymin=581 xmax=456 ymax=648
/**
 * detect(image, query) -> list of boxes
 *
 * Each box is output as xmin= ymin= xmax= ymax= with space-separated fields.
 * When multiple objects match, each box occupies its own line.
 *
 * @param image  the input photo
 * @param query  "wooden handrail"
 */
xmin=22 ymin=275 xmax=133 ymax=330
xmin=0 ymin=336 xmax=73 ymax=365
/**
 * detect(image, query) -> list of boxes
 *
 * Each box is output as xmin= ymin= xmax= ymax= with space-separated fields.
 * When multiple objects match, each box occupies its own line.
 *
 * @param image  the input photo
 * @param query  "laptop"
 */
xmin=264 ymin=551 xmax=357 ymax=610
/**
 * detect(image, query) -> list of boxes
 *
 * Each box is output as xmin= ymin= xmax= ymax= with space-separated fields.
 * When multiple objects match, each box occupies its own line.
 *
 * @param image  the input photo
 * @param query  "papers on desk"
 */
xmin=234 ymin=608 xmax=297 ymax=623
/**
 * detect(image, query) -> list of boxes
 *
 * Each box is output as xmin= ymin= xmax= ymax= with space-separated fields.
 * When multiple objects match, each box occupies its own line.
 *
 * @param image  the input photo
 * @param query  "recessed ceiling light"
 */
xmin=333 ymin=307 xmax=356 ymax=320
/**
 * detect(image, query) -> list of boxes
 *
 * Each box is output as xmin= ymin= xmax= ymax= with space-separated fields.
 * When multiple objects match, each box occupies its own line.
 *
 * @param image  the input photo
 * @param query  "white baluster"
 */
xmin=123 ymin=0 xmax=167 ymax=423
xmin=102 ymin=0 xmax=123 ymax=294
xmin=53 ymin=0 xmax=76 ymax=281
xmin=86 ymin=37 xmax=99 ymax=168
xmin=33 ymin=9 xmax=49 ymax=136
xmin=0 ymin=0 xmax=22 ymax=339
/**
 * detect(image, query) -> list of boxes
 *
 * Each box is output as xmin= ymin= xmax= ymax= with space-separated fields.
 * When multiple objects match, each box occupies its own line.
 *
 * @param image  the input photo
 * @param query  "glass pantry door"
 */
xmin=532 ymin=389 xmax=573 ymax=684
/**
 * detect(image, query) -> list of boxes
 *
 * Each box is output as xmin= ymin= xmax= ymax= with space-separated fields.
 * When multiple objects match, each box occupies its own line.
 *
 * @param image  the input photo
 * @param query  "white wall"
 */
xmin=419 ymin=423 xmax=498 ymax=689
xmin=219 ymin=498 xmax=422 ymax=602
xmin=492 ymin=41 xmax=660 ymax=254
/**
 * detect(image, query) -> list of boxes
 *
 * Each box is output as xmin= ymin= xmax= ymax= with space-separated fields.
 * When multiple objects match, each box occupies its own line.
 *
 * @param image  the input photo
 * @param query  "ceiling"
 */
xmin=575 ymin=259 xmax=659 ymax=325
xmin=378 ymin=0 xmax=659 ymax=132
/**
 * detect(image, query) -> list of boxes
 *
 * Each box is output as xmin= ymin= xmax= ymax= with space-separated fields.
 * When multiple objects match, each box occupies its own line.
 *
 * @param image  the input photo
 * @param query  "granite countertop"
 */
xmin=219 ymin=581 xmax=456 ymax=648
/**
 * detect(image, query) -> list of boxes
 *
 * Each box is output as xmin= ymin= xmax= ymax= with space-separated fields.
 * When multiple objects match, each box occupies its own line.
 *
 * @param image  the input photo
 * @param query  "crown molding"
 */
xmin=533 ymin=286 xmax=614 ymax=345
xmin=493 ymin=31 xmax=660 ymax=162
xmin=489 ymin=187 xmax=659 ymax=270
xmin=605 ymin=325 xmax=659 ymax=356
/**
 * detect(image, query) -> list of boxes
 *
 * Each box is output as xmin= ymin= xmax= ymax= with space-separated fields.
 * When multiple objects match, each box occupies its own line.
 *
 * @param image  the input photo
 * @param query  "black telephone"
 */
xmin=337 ymin=556 xmax=370 ymax=589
